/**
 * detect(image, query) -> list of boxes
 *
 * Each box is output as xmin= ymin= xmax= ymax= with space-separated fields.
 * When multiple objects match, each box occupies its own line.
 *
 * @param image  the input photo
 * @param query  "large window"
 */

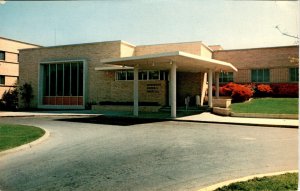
xmin=42 ymin=61 xmax=84 ymax=97
xmin=0 ymin=51 xmax=5 ymax=61
xmin=251 ymin=69 xmax=270 ymax=83
xmin=289 ymin=68 xmax=299 ymax=82
xmin=116 ymin=70 xmax=167 ymax=81
xmin=219 ymin=72 xmax=233 ymax=83
xmin=0 ymin=75 xmax=5 ymax=85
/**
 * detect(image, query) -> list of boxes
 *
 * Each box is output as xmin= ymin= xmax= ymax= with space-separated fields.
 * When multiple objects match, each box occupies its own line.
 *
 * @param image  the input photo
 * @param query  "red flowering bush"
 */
xmin=271 ymin=83 xmax=298 ymax=97
xmin=220 ymin=82 xmax=254 ymax=102
xmin=255 ymin=84 xmax=273 ymax=97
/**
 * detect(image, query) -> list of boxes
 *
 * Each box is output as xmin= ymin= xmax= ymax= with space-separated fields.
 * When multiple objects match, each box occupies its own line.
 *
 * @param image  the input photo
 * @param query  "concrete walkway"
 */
xmin=0 ymin=110 xmax=298 ymax=127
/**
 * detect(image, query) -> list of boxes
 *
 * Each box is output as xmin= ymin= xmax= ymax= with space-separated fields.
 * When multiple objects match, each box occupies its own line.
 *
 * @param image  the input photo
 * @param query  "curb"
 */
xmin=0 ymin=128 xmax=50 ymax=158
xmin=173 ymin=119 xmax=299 ymax=128
xmin=197 ymin=170 xmax=298 ymax=191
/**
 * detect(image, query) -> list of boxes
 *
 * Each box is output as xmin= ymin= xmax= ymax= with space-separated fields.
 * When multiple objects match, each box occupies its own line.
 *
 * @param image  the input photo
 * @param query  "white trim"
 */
xmin=95 ymin=66 xmax=133 ymax=71
xmin=100 ymin=51 xmax=238 ymax=72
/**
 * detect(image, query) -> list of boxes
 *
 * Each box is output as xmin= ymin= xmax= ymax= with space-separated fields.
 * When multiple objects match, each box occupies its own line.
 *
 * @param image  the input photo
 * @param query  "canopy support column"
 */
xmin=208 ymin=69 xmax=213 ymax=108
xmin=170 ymin=61 xmax=177 ymax=118
xmin=133 ymin=66 xmax=139 ymax=116
xmin=215 ymin=72 xmax=220 ymax=98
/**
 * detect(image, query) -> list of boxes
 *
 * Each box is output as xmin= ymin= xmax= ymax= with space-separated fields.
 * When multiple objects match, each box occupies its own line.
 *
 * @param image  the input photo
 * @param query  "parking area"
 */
xmin=0 ymin=116 xmax=297 ymax=191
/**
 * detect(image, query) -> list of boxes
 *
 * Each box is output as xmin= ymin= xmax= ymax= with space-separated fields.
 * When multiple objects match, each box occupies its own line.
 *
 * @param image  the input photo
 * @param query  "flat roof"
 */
xmin=0 ymin=36 xmax=42 ymax=47
xmin=215 ymin=45 xmax=299 ymax=52
xmin=98 ymin=51 xmax=237 ymax=72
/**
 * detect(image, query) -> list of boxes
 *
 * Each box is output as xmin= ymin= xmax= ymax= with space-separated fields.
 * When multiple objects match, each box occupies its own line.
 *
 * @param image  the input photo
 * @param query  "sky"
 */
xmin=0 ymin=0 xmax=299 ymax=49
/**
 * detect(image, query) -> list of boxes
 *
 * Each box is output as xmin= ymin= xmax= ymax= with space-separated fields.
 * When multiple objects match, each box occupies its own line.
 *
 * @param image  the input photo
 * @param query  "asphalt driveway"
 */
xmin=0 ymin=117 xmax=297 ymax=191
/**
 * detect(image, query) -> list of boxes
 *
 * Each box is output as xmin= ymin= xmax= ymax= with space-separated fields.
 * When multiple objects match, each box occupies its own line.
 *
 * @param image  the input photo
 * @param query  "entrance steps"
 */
xmin=159 ymin=106 xmax=211 ymax=113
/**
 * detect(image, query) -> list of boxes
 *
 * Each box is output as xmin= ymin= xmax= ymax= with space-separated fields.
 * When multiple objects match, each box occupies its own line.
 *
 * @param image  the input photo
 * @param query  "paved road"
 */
xmin=0 ymin=117 xmax=297 ymax=191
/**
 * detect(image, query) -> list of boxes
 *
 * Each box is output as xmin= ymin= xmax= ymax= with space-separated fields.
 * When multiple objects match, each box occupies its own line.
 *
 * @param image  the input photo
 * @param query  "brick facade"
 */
xmin=213 ymin=46 xmax=299 ymax=83
xmin=18 ymin=39 xmax=298 ymax=109
xmin=0 ymin=37 xmax=40 ymax=98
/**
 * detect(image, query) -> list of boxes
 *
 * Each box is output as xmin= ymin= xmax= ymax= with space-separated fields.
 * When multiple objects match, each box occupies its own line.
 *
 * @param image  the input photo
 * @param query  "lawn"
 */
xmin=230 ymin=98 xmax=298 ymax=114
xmin=214 ymin=173 xmax=298 ymax=191
xmin=0 ymin=124 xmax=45 ymax=152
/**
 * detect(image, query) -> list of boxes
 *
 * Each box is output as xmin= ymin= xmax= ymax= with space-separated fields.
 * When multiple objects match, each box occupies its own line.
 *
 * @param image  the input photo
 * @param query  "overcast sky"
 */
xmin=0 ymin=0 xmax=299 ymax=49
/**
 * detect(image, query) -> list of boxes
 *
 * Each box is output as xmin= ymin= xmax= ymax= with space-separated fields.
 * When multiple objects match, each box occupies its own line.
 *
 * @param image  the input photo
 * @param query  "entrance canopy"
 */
xmin=96 ymin=51 xmax=237 ymax=118
xmin=97 ymin=51 xmax=237 ymax=72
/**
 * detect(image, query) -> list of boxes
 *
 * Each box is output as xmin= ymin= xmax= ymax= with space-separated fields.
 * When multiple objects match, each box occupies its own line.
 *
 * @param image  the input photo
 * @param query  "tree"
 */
xmin=19 ymin=83 xmax=34 ymax=109
xmin=0 ymin=88 xmax=18 ymax=110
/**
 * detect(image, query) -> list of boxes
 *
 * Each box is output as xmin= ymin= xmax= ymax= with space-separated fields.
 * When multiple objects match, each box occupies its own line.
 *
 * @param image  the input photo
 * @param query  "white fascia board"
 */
xmin=95 ymin=66 xmax=133 ymax=71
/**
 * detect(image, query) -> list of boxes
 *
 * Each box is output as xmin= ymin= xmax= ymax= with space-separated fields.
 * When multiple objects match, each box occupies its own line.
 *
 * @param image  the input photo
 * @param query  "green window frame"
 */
xmin=219 ymin=72 xmax=233 ymax=83
xmin=251 ymin=69 xmax=270 ymax=83
xmin=0 ymin=75 xmax=5 ymax=85
xmin=289 ymin=67 xmax=299 ymax=82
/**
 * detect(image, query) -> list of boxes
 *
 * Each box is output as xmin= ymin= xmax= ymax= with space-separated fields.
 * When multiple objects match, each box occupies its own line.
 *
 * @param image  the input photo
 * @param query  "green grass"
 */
xmin=0 ymin=124 xmax=45 ymax=151
xmin=231 ymin=98 xmax=298 ymax=114
xmin=215 ymin=173 xmax=298 ymax=191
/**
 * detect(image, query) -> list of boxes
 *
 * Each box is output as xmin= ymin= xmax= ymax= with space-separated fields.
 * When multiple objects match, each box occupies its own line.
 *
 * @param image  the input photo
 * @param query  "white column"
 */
xmin=208 ymin=69 xmax=213 ymax=108
xmin=170 ymin=61 xmax=177 ymax=118
xmin=133 ymin=66 xmax=139 ymax=116
xmin=215 ymin=72 xmax=220 ymax=98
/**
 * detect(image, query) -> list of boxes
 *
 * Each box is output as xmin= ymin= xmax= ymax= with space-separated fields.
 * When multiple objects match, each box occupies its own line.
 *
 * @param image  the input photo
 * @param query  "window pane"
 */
xmin=257 ymin=69 xmax=263 ymax=82
xmin=116 ymin=71 xmax=126 ymax=80
xmin=50 ymin=64 xmax=56 ymax=96
xmin=251 ymin=70 xmax=257 ymax=82
xmin=0 ymin=75 xmax=5 ymax=85
xmin=139 ymin=71 xmax=147 ymax=80
xmin=263 ymin=69 xmax=270 ymax=82
xmin=149 ymin=71 xmax=159 ymax=80
xmin=127 ymin=71 xmax=134 ymax=80
xmin=0 ymin=51 xmax=5 ymax=60
xmin=78 ymin=62 xmax=84 ymax=96
xmin=64 ymin=63 xmax=71 ymax=96
xmin=57 ymin=64 xmax=63 ymax=96
xmin=43 ymin=65 xmax=49 ymax=96
xmin=71 ymin=63 xmax=78 ymax=96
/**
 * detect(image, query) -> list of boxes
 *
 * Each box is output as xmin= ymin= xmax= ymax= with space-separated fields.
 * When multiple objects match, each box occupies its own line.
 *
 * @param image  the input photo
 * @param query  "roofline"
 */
xmin=136 ymin=40 xmax=203 ymax=47
xmin=215 ymin=45 xmax=299 ymax=52
xmin=100 ymin=51 xmax=238 ymax=72
xmin=0 ymin=36 xmax=42 ymax=47
xmin=20 ymin=40 xmax=127 ymax=51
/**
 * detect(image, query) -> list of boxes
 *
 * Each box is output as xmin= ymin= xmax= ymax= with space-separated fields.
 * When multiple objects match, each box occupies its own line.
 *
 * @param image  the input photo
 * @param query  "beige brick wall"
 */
xmin=177 ymin=72 xmax=204 ymax=106
xmin=120 ymin=42 xmax=135 ymax=57
xmin=0 ymin=62 xmax=18 ymax=76
xmin=4 ymin=52 xmax=19 ymax=63
xmin=270 ymin=68 xmax=289 ymax=83
xmin=0 ymin=37 xmax=40 ymax=100
xmin=135 ymin=42 xmax=203 ymax=56
xmin=213 ymin=46 xmax=299 ymax=83
xmin=19 ymin=41 xmax=122 ymax=108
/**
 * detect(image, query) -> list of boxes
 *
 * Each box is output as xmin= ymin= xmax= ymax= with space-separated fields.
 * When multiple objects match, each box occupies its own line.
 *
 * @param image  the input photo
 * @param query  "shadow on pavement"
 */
xmin=56 ymin=115 xmax=170 ymax=126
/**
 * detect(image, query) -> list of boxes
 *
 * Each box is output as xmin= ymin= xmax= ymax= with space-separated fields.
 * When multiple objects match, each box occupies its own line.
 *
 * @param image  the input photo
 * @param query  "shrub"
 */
xmin=256 ymin=84 xmax=273 ymax=97
xmin=19 ymin=83 xmax=34 ymax=109
xmin=220 ymin=83 xmax=253 ymax=102
xmin=0 ymin=88 xmax=18 ymax=111
xmin=271 ymin=83 xmax=298 ymax=97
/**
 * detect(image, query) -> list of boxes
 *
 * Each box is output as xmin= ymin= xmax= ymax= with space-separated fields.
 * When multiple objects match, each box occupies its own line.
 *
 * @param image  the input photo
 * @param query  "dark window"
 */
xmin=0 ymin=75 xmax=5 ymax=85
xmin=116 ymin=71 xmax=126 ymax=80
xmin=42 ymin=61 xmax=84 ymax=98
xmin=251 ymin=69 xmax=270 ymax=83
xmin=0 ymin=51 xmax=5 ymax=61
xmin=219 ymin=72 xmax=233 ymax=83
xmin=290 ymin=68 xmax=299 ymax=82
xmin=138 ymin=71 xmax=148 ymax=80
xmin=43 ymin=65 xmax=49 ymax=96
xmin=127 ymin=71 xmax=134 ymax=80
xmin=149 ymin=71 xmax=159 ymax=80
xmin=50 ymin=64 xmax=56 ymax=96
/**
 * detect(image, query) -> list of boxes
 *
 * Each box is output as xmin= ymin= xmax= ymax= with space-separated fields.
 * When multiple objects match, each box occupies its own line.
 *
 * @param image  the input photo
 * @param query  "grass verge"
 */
xmin=214 ymin=173 xmax=298 ymax=191
xmin=231 ymin=98 xmax=298 ymax=114
xmin=0 ymin=124 xmax=45 ymax=152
